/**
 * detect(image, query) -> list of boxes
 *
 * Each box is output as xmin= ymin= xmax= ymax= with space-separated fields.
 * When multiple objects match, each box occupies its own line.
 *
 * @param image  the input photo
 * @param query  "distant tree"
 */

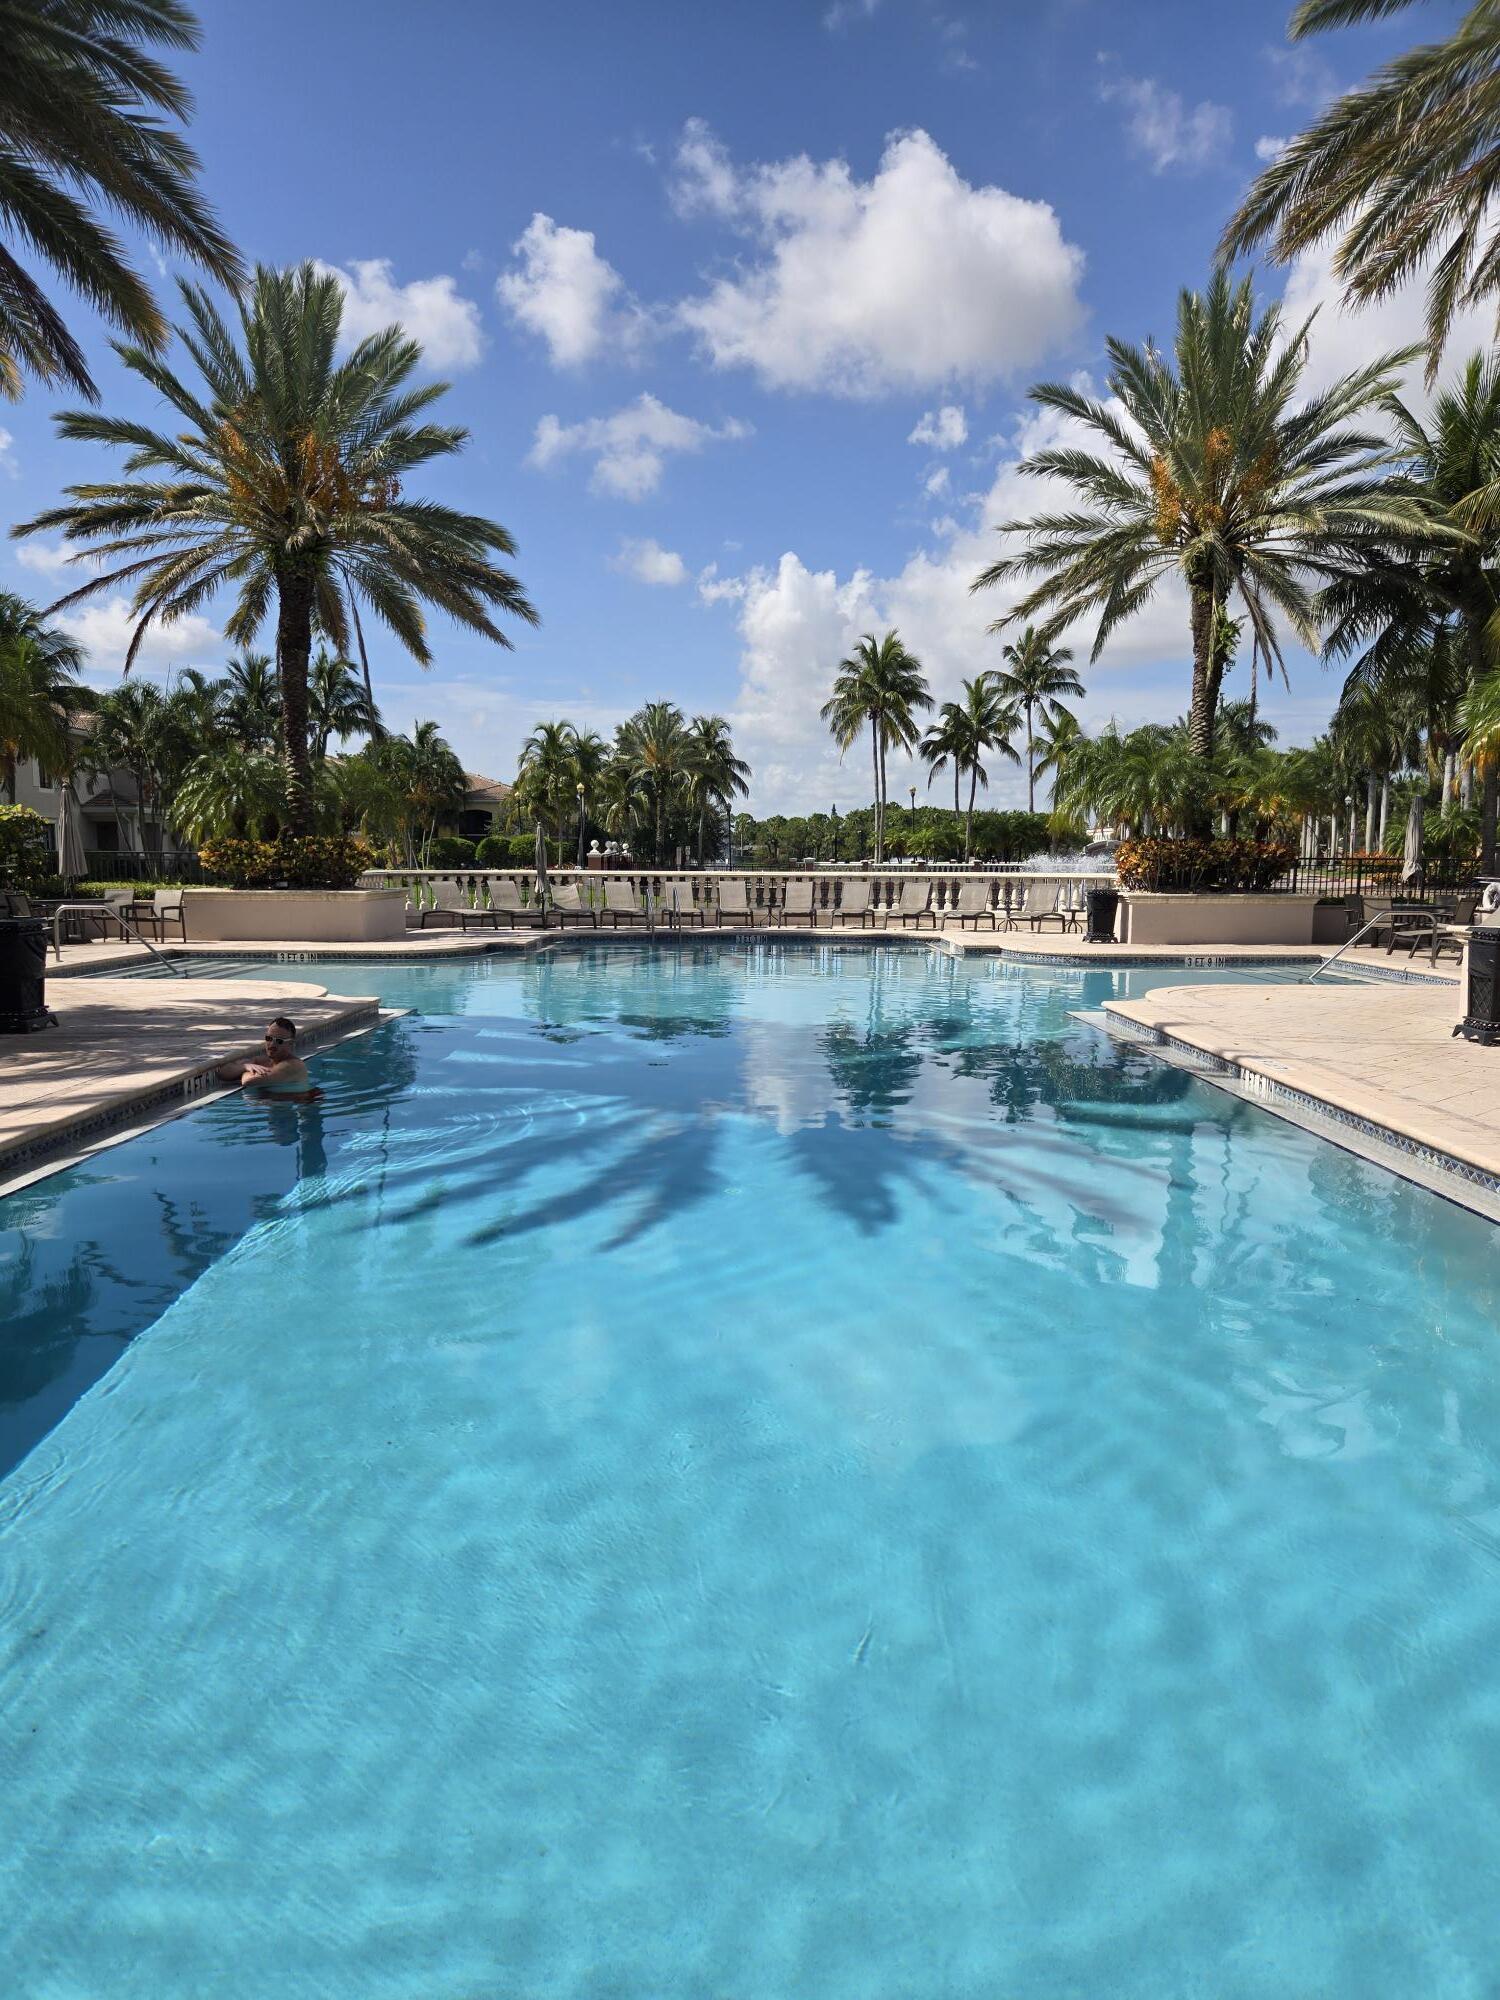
xmin=992 ymin=628 xmax=1084 ymax=810
xmin=684 ymin=713 xmax=750 ymax=865
xmin=820 ymin=630 xmax=931 ymax=864
xmin=308 ymin=649 xmax=381 ymax=760
xmin=0 ymin=592 xmax=84 ymax=801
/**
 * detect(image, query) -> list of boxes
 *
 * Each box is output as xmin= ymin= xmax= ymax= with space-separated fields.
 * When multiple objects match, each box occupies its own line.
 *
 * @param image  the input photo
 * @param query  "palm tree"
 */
xmin=308 ymin=648 xmax=380 ymax=760
xmin=919 ymin=704 xmax=966 ymax=815
xmin=616 ymin=701 xmax=689 ymax=862
xmin=369 ymin=720 xmax=466 ymax=866
xmin=972 ymin=273 xmax=1441 ymax=801
xmin=596 ymin=757 xmax=645 ymax=849
xmin=1032 ymin=704 xmax=1081 ymax=811
xmin=1223 ymin=0 xmax=1500 ymax=373
xmin=683 ymin=714 xmax=750 ymax=865
xmin=219 ymin=653 xmax=280 ymax=752
xmin=172 ymin=745 xmax=284 ymax=843
xmin=819 ymin=630 xmax=932 ymax=863
xmin=992 ymin=627 xmax=1084 ymax=810
xmin=17 ymin=262 xmax=537 ymax=837
xmin=0 ymin=592 xmax=84 ymax=801
xmin=923 ymin=676 xmax=1021 ymax=860
xmin=90 ymin=678 xmax=175 ymax=851
xmin=1319 ymin=353 xmax=1500 ymax=866
xmin=516 ymin=718 xmax=579 ymax=855
xmin=568 ymin=727 xmax=609 ymax=863
xmin=0 ymin=0 xmax=242 ymax=400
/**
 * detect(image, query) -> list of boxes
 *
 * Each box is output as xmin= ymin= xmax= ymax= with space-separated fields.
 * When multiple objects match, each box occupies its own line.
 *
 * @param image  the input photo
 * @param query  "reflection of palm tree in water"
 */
xmin=819 ymin=1020 xmax=923 ymax=1124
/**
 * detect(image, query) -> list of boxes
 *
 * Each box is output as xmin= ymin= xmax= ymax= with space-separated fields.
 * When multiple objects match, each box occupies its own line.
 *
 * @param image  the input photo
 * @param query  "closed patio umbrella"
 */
xmin=1400 ymin=794 xmax=1424 ymax=887
xmin=56 ymin=782 xmax=87 ymax=882
xmin=533 ymin=818 xmax=550 ymax=909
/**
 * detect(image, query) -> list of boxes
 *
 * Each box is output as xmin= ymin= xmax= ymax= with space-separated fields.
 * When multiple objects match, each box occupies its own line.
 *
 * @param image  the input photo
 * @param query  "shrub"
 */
xmin=0 ymin=804 xmax=57 ymax=893
xmin=428 ymin=834 xmax=477 ymax=867
xmin=198 ymin=833 xmax=374 ymax=889
xmin=1115 ymin=835 xmax=1296 ymax=893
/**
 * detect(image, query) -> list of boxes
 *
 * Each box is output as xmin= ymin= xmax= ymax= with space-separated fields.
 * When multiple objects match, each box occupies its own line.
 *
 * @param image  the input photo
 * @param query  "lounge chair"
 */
xmin=1426 ymin=894 xmax=1479 ymax=964
xmin=417 ymin=881 xmax=482 ymax=928
xmin=831 ymin=878 xmax=871 ymax=928
xmin=1028 ymin=884 xmax=1073 ymax=933
xmin=888 ymin=879 xmax=935 ymax=930
xmin=551 ymin=881 xmax=597 ymax=929
xmin=949 ymin=880 xmax=997 ymax=930
xmin=773 ymin=878 xmax=817 ymax=927
xmin=715 ymin=877 xmax=756 ymax=927
xmin=488 ymin=878 xmax=550 ymax=929
xmin=602 ymin=879 xmax=649 ymax=928
xmin=664 ymin=881 xmax=707 ymax=928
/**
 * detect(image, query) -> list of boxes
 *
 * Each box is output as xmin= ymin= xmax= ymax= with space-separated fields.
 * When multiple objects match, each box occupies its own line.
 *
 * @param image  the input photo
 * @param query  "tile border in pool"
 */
xmin=1094 ymin=1010 xmax=1500 ymax=1220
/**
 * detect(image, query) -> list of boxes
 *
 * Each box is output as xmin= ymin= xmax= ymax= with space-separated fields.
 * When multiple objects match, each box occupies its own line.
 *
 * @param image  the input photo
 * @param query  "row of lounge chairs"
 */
xmin=413 ymin=877 xmax=1085 ymax=932
xmin=1338 ymin=892 xmax=1483 ymax=965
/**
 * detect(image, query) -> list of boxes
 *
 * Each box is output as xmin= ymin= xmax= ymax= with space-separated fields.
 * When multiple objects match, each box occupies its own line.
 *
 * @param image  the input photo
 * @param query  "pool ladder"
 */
xmin=1305 ymin=907 xmax=1430 ymax=981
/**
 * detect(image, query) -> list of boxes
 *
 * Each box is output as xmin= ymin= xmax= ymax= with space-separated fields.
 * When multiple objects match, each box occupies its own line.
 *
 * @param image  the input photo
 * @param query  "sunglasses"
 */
xmin=264 ymin=1034 xmax=292 ymax=1047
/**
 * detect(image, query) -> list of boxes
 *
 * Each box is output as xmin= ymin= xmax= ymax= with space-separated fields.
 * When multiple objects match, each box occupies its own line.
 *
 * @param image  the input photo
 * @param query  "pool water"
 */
xmin=3 ymin=943 xmax=1498 ymax=1997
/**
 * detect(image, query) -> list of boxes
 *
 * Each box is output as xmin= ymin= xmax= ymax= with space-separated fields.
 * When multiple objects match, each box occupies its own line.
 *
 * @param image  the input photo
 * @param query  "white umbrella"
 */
xmin=56 ymin=782 xmax=87 ymax=881
xmin=1400 ymin=794 xmax=1425 ymax=886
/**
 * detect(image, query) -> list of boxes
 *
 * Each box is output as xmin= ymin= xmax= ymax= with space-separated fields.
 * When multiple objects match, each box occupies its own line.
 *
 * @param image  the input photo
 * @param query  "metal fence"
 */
xmin=82 ymin=851 xmax=207 ymax=883
xmin=1273 ymin=857 xmax=1480 ymax=901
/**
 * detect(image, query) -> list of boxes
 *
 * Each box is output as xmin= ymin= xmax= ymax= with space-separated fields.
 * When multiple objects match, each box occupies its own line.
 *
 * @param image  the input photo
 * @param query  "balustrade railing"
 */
xmin=357 ymin=866 xmax=1119 ymax=925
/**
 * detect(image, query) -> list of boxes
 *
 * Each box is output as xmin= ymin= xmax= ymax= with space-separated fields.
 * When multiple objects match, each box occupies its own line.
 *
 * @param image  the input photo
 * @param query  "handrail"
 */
xmin=50 ymin=901 xmax=185 ymax=975
xmin=1306 ymin=905 xmax=1432 ymax=980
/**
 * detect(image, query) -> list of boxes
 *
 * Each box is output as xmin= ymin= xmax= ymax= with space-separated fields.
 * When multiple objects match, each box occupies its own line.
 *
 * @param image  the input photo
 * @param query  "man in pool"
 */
xmin=217 ymin=1017 xmax=321 ymax=1100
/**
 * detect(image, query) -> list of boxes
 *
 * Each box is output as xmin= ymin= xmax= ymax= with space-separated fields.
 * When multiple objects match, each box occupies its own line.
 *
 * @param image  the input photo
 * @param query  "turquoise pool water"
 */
xmin=3 ymin=943 xmax=1498 ymax=1997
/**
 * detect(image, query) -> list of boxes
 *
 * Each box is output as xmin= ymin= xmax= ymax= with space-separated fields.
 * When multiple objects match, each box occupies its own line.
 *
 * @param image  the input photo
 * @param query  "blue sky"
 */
xmin=0 ymin=0 xmax=1475 ymax=810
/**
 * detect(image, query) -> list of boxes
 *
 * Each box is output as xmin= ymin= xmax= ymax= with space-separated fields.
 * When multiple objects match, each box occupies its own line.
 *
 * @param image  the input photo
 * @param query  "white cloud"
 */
xmin=528 ymin=392 xmax=750 ymax=500
xmin=56 ymin=597 xmax=218 ymax=675
xmin=610 ymin=537 xmax=689 ymax=587
xmin=15 ymin=538 xmax=92 ymax=576
xmin=1254 ymin=135 xmax=1290 ymax=162
xmin=496 ymin=213 xmax=644 ymax=367
xmin=696 ymin=563 xmax=747 ymax=605
xmin=824 ymin=0 xmax=879 ymax=28
xmin=909 ymin=404 xmax=968 ymax=449
xmin=317 ymin=258 xmax=485 ymax=369
xmin=1267 ymin=44 xmax=1337 ymax=110
xmin=672 ymin=123 xmax=1085 ymax=396
xmin=1280 ymin=245 xmax=1491 ymax=405
xmin=925 ymin=467 xmax=950 ymax=497
xmin=707 ymin=392 xmax=1190 ymax=812
xmin=1097 ymin=68 xmax=1233 ymax=174
xmin=0 ymin=427 xmax=16 ymax=477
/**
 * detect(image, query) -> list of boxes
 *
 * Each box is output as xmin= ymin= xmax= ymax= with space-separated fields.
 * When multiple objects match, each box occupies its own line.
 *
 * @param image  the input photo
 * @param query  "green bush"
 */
xmin=1115 ymin=836 xmax=1296 ymax=892
xmin=428 ymin=834 xmax=477 ymax=867
xmin=474 ymin=833 xmax=536 ymax=868
xmin=0 ymin=804 xmax=56 ymax=893
xmin=198 ymin=833 xmax=374 ymax=889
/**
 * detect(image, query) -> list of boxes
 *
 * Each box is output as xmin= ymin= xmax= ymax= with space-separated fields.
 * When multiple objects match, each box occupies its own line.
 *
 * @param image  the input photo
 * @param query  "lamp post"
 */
xmin=909 ymin=785 xmax=916 ymax=813
xmin=576 ymin=783 xmax=586 ymax=869
xmin=830 ymin=803 xmax=839 ymax=863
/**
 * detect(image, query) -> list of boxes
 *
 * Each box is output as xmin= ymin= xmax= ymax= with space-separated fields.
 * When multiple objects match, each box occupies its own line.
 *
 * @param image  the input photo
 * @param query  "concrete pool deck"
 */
xmin=1103 ymin=978 xmax=1500 ymax=1201
xmin=0 ymin=975 xmax=381 ymax=1189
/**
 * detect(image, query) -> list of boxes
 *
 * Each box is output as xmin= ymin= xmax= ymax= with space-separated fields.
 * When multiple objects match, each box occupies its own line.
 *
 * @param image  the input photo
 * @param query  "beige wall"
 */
xmin=1120 ymin=893 xmax=1321 ymax=947
xmin=181 ymin=889 xmax=407 ymax=942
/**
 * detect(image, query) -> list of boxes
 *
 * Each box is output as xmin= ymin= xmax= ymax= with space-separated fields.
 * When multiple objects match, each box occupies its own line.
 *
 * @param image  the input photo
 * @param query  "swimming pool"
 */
xmin=4 ymin=943 xmax=1498 ymax=1996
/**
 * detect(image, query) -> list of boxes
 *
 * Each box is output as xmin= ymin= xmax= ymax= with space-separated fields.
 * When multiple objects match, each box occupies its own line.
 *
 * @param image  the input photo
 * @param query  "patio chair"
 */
xmin=831 ymin=878 xmax=871 ymax=928
xmin=550 ymin=880 xmax=598 ymax=929
xmin=664 ymin=881 xmax=707 ymax=928
xmin=1427 ymin=894 xmax=1479 ymax=965
xmin=888 ymin=879 xmax=935 ymax=929
xmin=715 ymin=877 xmax=756 ymax=927
xmin=153 ymin=889 xmax=187 ymax=942
xmin=417 ymin=881 xmax=481 ymax=928
xmin=487 ymin=878 xmax=550 ymax=929
xmin=602 ymin=879 xmax=649 ymax=928
xmin=1028 ymin=884 xmax=1072 ymax=933
xmin=773 ymin=878 xmax=817 ymax=927
xmin=950 ymin=880 xmax=997 ymax=930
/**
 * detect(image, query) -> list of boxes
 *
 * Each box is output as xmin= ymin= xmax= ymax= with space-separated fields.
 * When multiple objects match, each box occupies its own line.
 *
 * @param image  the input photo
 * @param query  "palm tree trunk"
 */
xmin=2 ymin=753 xmax=14 ymax=805
xmin=1364 ymin=773 xmax=1378 ymax=853
xmin=953 ymin=767 xmax=959 ymax=817
xmin=276 ymin=572 xmax=316 ymax=838
xmin=1026 ymin=704 xmax=1035 ymax=813
xmin=697 ymin=801 xmax=706 ymax=868
xmin=965 ymin=765 xmax=978 ymax=861
xmin=871 ymin=725 xmax=882 ymax=865
xmin=1187 ymin=582 xmax=1218 ymax=762
xmin=1482 ymin=767 xmax=1499 ymax=876
xmin=1379 ymin=772 xmax=1390 ymax=847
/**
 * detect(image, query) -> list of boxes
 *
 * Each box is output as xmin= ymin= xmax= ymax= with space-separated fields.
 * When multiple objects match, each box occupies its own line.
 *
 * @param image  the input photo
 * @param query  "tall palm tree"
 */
xmin=683 ymin=714 xmax=750 ymax=866
xmin=819 ymin=630 xmax=932 ymax=863
xmin=516 ymin=719 xmax=579 ymax=848
xmin=616 ymin=701 xmax=689 ymax=862
xmin=921 ymin=676 xmax=1021 ymax=860
xmin=569 ymin=727 xmax=609 ymax=863
xmin=369 ymin=720 xmax=466 ymax=866
xmin=172 ymin=745 xmax=284 ymax=843
xmin=595 ymin=757 xmax=645 ymax=849
xmin=17 ymin=263 xmax=537 ymax=836
xmin=1223 ymin=0 xmax=1500 ymax=373
xmin=992 ymin=627 xmax=1085 ymax=810
xmin=0 ymin=592 xmax=84 ymax=801
xmin=919 ymin=704 xmax=966 ymax=815
xmin=973 ymin=274 xmax=1441 ymax=802
xmin=1319 ymin=353 xmax=1500 ymax=866
xmin=307 ymin=648 xmax=380 ymax=760
xmin=0 ymin=0 xmax=242 ymax=400
xmin=90 ymin=678 xmax=175 ymax=850
xmin=1032 ymin=704 xmax=1081 ymax=811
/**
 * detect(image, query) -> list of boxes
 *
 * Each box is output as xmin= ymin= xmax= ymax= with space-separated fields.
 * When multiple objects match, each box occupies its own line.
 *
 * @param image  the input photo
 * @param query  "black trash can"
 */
xmin=0 ymin=917 xmax=54 ymax=1032
xmin=1455 ymin=929 xmax=1500 ymax=1046
xmin=1084 ymin=886 xmax=1121 ymax=944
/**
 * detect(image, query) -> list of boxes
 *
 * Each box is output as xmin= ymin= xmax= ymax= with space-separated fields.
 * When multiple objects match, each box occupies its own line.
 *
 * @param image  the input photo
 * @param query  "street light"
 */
xmin=909 ymin=786 xmax=916 ymax=812
xmin=575 ymin=782 xmax=586 ymax=869
xmin=830 ymin=803 xmax=839 ymax=862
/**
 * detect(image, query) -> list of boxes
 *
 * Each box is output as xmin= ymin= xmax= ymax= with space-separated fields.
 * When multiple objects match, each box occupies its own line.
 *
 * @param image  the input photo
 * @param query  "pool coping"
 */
xmin=0 ymin=1003 xmax=401 ymax=1198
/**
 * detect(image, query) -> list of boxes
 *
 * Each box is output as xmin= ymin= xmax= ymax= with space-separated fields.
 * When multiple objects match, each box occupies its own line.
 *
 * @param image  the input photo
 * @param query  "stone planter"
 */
xmin=180 ymin=888 xmax=407 ymax=943
xmin=1119 ymin=892 xmax=1321 ymax=947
